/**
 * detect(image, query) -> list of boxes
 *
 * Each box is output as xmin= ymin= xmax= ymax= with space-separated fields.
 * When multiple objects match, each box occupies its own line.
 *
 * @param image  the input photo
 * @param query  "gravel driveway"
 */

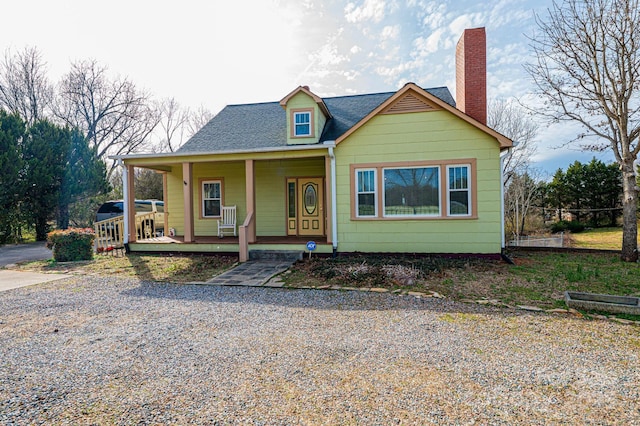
xmin=1 ymin=276 xmax=638 ymax=424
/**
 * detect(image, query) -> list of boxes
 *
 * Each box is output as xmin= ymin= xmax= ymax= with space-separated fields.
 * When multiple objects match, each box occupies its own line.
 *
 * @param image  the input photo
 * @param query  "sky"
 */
xmin=0 ymin=0 xmax=615 ymax=176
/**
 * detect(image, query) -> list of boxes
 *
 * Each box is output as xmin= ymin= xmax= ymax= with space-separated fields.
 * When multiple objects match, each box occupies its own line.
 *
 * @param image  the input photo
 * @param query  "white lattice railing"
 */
xmin=94 ymin=216 xmax=124 ymax=253
xmin=94 ymin=212 xmax=162 ymax=253
xmin=134 ymin=212 xmax=158 ymax=240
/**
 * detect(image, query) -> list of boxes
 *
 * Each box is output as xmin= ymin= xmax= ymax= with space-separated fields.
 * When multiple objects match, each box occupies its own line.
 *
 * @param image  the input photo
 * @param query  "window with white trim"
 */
xmin=356 ymin=169 xmax=377 ymax=217
xmin=447 ymin=165 xmax=471 ymax=216
xmin=383 ymin=166 xmax=440 ymax=217
xmin=293 ymin=111 xmax=311 ymax=136
xmin=202 ymin=180 xmax=222 ymax=217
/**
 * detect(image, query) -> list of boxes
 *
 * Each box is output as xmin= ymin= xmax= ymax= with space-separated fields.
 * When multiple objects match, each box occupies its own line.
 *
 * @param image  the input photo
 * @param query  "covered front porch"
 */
xmin=118 ymin=146 xmax=336 ymax=261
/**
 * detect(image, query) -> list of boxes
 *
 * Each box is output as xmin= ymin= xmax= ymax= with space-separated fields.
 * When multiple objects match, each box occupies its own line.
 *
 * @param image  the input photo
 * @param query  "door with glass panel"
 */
xmin=286 ymin=177 xmax=324 ymax=236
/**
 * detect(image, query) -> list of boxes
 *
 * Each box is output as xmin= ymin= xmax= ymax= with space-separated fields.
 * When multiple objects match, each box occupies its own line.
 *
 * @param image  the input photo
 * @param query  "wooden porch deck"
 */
xmin=129 ymin=235 xmax=333 ymax=255
xmin=134 ymin=235 xmax=325 ymax=245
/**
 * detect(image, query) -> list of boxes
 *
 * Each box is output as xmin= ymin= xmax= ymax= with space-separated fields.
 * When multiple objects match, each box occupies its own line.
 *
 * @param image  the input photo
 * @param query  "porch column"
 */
xmin=182 ymin=162 xmax=194 ymax=243
xmin=126 ymin=165 xmax=136 ymax=243
xmin=162 ymin=172 xmax=169 ymax=234
xmin=245 ymin=159 xmax=256 ymax=243
xmin=324 ymin=155 xmax=332 ymax=244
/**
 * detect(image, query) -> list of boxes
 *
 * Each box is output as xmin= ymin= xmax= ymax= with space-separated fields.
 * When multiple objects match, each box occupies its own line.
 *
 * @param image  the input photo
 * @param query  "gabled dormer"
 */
xmin=279 ymin=86 xmax=332 ymax=145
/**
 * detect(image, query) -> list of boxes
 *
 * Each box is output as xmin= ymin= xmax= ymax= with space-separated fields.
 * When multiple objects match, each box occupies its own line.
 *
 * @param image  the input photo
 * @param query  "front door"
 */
xmin=287 ymin=177 xmax=324 ymax=236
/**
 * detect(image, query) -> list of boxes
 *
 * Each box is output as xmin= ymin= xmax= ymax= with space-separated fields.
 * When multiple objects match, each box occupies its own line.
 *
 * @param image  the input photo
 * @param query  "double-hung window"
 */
xmin=356 ymin=169 xmax=376 ymax=217
xmin=383 ymin=166 xmax=440 ymax=217
xmin=202 ymin=180 xmax=222 ymax=217
xmin=447 ymin=165 xmax=471 ymax=216
xmin=293 ymin=111 xmax=311 ymax=137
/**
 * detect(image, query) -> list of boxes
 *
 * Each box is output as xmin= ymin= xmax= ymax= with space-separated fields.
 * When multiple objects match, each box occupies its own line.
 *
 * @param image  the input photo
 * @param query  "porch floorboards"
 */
xmin=135 ymin=235 xmax=327 ymax=245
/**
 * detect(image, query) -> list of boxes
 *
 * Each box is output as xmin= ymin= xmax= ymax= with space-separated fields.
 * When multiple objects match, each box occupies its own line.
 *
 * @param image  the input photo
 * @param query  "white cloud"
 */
xmin=448 ymin=14 xmax=479 ymax=36
xmin=487 ymin=0 xmax=533 ymax=27
xmin=350 ymin=45 xmax=362 ymax=54
xmin=412 ymin=29 xmax=445 ymax=57
xmin=380 ymin=25 xmax=400 ymax=41
xmin=488 ymin=44 xmax=530 ymax=67
xmin=421 ymin=2 xmax=447 ymax=30
xmin=344 ymin=0 xmax=387 ymax=23
xmin=343 ymin=70 xmax=361 ymax=81
xmin=375 ymin=60 xmax=420 ymax=83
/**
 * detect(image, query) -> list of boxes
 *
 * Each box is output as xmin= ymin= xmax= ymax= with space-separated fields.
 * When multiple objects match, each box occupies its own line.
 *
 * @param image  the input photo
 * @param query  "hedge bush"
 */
xmin=46 ymin=228 xmax=95 ymax=262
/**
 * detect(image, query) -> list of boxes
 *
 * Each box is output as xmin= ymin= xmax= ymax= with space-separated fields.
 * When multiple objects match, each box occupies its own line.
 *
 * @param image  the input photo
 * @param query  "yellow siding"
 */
xmin=165 ymin=162 xmax=247 ymax=237
xmin=335 ymin=110 xmax=503 ymax=254
xmin=192 ymin=162 xmax=246 ymax=237
xmin=165 ymin=166 xmax=183 ymax=234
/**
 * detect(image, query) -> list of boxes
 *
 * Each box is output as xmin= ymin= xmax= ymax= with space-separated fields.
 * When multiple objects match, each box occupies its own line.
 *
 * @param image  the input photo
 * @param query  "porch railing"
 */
xmin=94 ymin=212 xmax=161 ymax=253
xmin=134 ymin=212 xmax=158 ymax=240
xmin=239 ymin=211 xmax=254 ymax=262
xmin=94 ymin=216 xmax=125 ymax=253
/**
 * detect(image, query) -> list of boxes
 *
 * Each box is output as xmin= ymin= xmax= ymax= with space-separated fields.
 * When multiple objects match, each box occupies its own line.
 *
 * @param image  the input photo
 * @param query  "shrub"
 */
xmin=550 ymin=220 xmax=586 ymax=234
xmin=46 ymin=228 xmax=95 ymax=262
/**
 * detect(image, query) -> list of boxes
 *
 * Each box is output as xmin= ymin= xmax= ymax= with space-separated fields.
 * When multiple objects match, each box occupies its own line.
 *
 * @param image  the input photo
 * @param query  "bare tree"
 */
xmin=505 ymin=169 xmax=543 ymax=239
xmin=187 ymin=104 xmax=214 ymax=137
xmin=157 ymin=97 xmax=190 ymax=152
xmin=488 ymin=98 xmax=539 ymax=186
xmin=525 ymin=0 xmax=640 ymax=261
xmin=55 ymin=59 xmax=160 ymax=176
xmin=0 ymin=47 xmax=53 ymax=125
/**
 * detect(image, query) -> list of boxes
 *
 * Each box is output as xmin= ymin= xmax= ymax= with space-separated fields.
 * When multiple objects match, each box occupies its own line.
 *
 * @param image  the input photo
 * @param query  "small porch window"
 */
xmin=202 ymin=180 xmax=222 ymax=217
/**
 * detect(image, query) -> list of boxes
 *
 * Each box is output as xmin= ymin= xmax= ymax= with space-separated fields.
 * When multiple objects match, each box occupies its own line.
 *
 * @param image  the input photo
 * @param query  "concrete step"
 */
xmin=248 ymin=250 xmax=303 ymax=262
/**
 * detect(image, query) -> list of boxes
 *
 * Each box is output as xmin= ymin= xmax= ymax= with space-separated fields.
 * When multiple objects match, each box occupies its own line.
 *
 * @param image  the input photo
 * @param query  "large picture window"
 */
xmin=356 ymin=169 xmax=376 ymax=217
xmin=447 ymin=165 xmax=471 ymax=216
xmin=383 ymin=167 xmax=440 ymax=217
xmin=202 ymin=180 xmax=222 ymax=217
xmin=351 ymin=160 xmax=476 ymax=220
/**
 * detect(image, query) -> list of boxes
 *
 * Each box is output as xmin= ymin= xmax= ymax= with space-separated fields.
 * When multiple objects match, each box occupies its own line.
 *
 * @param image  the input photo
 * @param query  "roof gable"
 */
xmin=279 ymin=86 xmax=331 ymax=118
xmin=334 ymin=83 xmax=512 ymax=149
xmin=380 ymin=91 xmax=441 ymax=114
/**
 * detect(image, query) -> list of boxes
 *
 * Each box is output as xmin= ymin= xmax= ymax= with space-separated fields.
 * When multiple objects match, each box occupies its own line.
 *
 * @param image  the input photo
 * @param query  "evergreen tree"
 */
xmin=582 ymin=158 xmax=622 ymax=227
xmin=546 ymin=168 xmax=568 ymax=220
xmin=546 ymin=158 xmax=622 ymax=227
xmin=58 ymin=129 xmax=109 ymax=229
xmin=0 ymin=110 xmax=26 ymax=243
xmin=22 ymin=120 xmax=69 ymax=240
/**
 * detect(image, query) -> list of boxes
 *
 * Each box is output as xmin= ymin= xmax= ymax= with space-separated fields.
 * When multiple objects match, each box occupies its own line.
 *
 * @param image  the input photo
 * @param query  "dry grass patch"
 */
xmin=16 ymin=253 xmax=237 ymax=283
xmin=569 ymin=227 xmax=623 ymax=250
xmin=284 ymin=251 xmax=640 ymax=311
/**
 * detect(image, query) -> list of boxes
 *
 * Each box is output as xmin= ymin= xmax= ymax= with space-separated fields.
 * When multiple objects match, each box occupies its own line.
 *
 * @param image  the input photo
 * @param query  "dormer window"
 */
xmin=292 ymin=109 xmax=313 ymax=137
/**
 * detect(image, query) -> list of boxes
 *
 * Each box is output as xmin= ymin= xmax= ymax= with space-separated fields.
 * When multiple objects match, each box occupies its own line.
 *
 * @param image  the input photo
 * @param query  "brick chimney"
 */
xmin=455 ymin=27 xmax=486 ymax=125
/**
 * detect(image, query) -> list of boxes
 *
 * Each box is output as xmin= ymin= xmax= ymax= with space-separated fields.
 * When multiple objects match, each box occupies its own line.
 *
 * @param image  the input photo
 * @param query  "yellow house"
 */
xmin=112 ymin=28 xmax=512 ymax=261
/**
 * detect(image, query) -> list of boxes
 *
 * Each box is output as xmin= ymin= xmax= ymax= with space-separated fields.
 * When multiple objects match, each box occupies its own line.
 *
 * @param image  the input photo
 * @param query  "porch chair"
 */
xmin=217 ymin=205 xmax=237 ymax=238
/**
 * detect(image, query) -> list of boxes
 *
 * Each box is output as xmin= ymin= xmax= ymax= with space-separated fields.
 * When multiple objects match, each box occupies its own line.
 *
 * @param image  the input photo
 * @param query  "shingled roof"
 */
xmin=177 ymin=87 xmax=455 ymax=154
